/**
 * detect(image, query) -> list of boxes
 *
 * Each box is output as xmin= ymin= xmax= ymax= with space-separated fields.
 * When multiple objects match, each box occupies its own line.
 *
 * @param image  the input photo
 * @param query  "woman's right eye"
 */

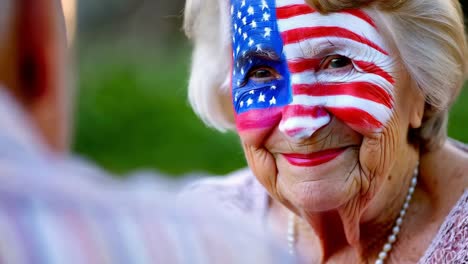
xmin=248 ymin=67 xmax=279 ymax=83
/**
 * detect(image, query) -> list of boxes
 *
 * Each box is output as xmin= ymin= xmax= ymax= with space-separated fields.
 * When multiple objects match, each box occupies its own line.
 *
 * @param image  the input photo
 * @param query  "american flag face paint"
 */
xmin=231 ymin=0 xmax=396 ymax=140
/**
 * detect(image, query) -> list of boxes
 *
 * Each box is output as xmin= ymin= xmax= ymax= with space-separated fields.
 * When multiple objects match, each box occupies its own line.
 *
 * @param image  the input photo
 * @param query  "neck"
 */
xmin=284 ymin=155 xmax=420 ymax=262
xmin=419 ymin=140 xmax=468 ymax=213
xmin=295 ymin=207 xmax=401 ymax=262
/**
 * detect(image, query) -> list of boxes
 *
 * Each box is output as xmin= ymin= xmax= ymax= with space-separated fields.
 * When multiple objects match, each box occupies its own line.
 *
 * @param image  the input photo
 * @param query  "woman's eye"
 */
xmin=248 ymin=67 xmax=279 ymax=82
xmin=320 ymin=55 xmax=352 ymax=70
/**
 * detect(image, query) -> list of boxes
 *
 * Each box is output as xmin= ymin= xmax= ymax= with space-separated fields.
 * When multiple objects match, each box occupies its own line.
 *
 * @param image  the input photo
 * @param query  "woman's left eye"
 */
xmin=319 ymin=55 xmax=353 ymax=70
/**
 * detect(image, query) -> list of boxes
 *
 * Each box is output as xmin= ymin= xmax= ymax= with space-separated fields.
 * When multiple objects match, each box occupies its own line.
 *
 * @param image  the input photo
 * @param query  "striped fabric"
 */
xmin=0 ymin=90 xmax=289 ymax=264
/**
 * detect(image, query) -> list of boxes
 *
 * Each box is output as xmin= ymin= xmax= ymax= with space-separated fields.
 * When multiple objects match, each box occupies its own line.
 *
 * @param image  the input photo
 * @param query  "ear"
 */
xmin=7 ymin=0 xmax=70 ymax=152
xmin=409 ymin=84 xmax=425 ymax=129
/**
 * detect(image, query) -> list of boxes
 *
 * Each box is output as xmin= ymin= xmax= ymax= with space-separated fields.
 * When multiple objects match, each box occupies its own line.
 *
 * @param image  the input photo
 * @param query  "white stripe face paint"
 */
xmin=277 ymin=12 xmax=388 ymax=50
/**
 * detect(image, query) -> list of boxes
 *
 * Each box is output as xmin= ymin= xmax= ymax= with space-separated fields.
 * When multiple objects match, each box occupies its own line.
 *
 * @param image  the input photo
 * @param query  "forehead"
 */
xmin=230 ymin=0 xmax=385 ymax=58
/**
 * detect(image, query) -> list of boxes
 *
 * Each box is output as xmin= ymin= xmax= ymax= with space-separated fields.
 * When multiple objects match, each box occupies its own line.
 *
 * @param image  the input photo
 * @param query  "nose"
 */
xmin=278 ymin=105 xmax=331 ymax=140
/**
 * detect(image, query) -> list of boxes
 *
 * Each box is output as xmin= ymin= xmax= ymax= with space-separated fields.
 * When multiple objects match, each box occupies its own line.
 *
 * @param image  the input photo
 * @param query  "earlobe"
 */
xmin=409 ymin=86 xmax=425 ymax=129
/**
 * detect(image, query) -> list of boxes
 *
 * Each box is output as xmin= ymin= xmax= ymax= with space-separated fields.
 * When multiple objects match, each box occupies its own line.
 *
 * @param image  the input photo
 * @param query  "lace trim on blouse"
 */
xmin=419 ymin=191 xmax=468 ymax=263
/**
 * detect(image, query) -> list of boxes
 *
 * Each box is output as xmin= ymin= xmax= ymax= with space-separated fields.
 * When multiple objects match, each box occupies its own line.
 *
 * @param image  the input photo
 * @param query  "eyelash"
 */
xmin=238 ymin=66 xmax=279 ymax=86
xmin=319 ymin=55 xmax=353 ymax=71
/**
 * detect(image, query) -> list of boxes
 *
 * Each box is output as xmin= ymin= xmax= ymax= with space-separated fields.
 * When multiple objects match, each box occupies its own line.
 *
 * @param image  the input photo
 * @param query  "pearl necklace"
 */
xmin=287 ymin=167 xmax=418 ymax=263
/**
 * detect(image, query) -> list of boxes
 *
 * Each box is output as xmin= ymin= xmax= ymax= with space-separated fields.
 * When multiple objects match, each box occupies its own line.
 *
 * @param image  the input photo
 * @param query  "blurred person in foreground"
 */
xmin=0 ymin=0 xmax=291 ymax=263
xmin=183 ymin=0 xmax=468 ymax=263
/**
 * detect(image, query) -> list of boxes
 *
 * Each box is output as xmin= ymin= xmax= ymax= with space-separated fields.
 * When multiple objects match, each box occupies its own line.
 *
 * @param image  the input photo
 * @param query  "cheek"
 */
xmin=358 ymin=113 xmax=402 ymax=194
xmin=234 ymin=107 xmax=283 ymax=133
xmin=359 ymin=86 xmax=413 ymax=173
xmin=239 ymin=129 xmax=280 ymax=197
xmin=328 ymin=75 xmax=396 ymax=136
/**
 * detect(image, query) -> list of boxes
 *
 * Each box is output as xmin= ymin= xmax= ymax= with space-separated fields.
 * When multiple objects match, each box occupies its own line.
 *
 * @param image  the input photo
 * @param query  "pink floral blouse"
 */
xmin=186 ymin=141 xmax=468 ymax=263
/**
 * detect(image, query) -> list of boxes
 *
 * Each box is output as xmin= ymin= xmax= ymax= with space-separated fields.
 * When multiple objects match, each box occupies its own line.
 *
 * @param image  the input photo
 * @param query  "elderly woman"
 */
xmin=183 ymin=0 xmax=468 ymax=262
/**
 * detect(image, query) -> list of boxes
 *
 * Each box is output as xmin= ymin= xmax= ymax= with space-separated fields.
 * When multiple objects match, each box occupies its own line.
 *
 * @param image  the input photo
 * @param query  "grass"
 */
xmin=74 ymin=43 xmax=245 ymax=177
xmin=73 ymin=43 xmax=468 ymax=177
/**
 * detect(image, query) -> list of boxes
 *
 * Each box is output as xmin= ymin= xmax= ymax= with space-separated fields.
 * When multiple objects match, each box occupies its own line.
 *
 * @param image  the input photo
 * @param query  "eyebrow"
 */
xmin=236 ymin=48 xmax=281 ymax=65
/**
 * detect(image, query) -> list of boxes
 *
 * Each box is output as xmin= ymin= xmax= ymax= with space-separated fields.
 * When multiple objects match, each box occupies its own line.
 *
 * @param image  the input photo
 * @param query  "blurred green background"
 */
xmin=72 ymin=0 xmax=468 ymax=177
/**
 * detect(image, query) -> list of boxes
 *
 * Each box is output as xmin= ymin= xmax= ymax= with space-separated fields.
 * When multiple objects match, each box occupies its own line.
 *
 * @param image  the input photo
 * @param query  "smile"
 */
xmin=282 ymin=147 xmax=348 ymax=167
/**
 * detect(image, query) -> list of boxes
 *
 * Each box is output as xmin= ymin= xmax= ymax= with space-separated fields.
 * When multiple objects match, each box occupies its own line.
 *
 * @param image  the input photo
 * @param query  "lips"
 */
xmin=282 ymin=147 xmax=348 ymax=167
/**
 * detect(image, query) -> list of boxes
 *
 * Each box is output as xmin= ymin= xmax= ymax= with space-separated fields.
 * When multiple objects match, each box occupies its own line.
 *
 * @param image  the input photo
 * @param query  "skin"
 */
xmin=230 ymin=1 xmax=468 ymax=262
xmin=0 ymin=0 xmax=69 ymax=152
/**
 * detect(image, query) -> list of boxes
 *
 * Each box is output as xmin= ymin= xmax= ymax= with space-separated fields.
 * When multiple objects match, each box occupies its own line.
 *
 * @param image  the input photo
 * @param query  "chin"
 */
xmin=276 ymin=148 xmax=363 ymax=212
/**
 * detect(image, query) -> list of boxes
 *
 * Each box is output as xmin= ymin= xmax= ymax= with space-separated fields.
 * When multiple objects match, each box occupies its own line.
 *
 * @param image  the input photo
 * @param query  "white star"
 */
xmin=236 ymin=62 xmax=240 ymax=68
xmin=234 ymin=92 xmax=239 ymax=102
xmin=264 ymin=27 xmax=272 ymax=37
xmin=258 ymin=93 xmax=266 ymax=102
xmin=263 ymin=12 xmax=270 ymax=21
xmin=243 ymin=32 xmax=248 ymax=40
xmin=234 ymin=23 xmax=238 ymax=30
xmin=238 ymin=27 xmax=242 ymax=35
xmin=249 ymin=90 xmax=255 ymax=94
xmin=251 ymin=20 xmax=257 ymax=28
xmin=237 ymin=81 xmax=242 ymax=86
xmin=249 ymin=59 xmax=253 ymax=64
xmin=261 ymin=0 xmax=269 ymax=10
xmin=231 ymin=5 xmax=234 ymax=15
xmin=242 ymin=17 xmax=247 ymax=25
xmin=270 ymin=85 xmax=277 ymax=90
xmin=248 ymin=38 xmax=254 ymax=46
xmin=247 ymin=6 xmax=254 ymax=15
xmin=241 ymin=68 xmax=245 ymax=75
xmin=247 ymin=98 xmax=253 ymax=106
xmin=240 ymin=101 xmax=244 ymax=107
xmin=241 ymin=0 xmax=246 ymax=7
xmin=256 ymin=45 xmax=263 ymax=51
xmin=237 ymin=11 xmax=242 ymax=19
xmin=269 ymin=96 xmax=277 ymax=105
xmin=236 ymin=46 xmax=240 ymax=54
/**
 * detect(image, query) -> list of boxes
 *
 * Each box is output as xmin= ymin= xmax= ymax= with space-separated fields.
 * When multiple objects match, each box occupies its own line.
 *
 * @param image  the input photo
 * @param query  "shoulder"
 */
xmin=180 ymin=168 xmax=268 ymax=218
xmin=448 ymin=138 xmax=468 ymax=191
xmin=449 ymin=138 xmax=468 ymax=153
xmin=420 ymin=191 xmax=468 ymax=263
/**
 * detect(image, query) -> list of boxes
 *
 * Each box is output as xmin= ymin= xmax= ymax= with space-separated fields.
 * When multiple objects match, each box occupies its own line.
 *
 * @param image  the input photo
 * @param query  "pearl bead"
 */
xmin=388 ymin=234 xmax=396 ymax=243
xmin=403 ymin=202 xmax=409 ymax=210
xmin=392 ymin=226 xmax=400 ymax=234
xmin=378 ymin=252 xmax=387 ymax=259
xmin=400 ymin=209 xmax=406 ymax=217
xmin=411 ymin=177 xmax=417 ymax=186
xmin=409 ymin=186 xmax=415 ymax=195
xmin=375 ymin=259 xmax=384 ymax=264
xmin=396 ymin=217 xmax=403 ymax=226
xmin=406 ymin=194 xmax=412 ymax=202
xmin=383 ymin=243 xmax=392 ymax=252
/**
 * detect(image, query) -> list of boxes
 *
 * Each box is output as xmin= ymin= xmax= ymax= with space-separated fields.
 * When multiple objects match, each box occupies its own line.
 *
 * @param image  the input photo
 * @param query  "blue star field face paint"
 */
xmin=231 ymin=0 xmax=292 ymax=130
xmin=230 ymin=0 xmax=396 ymax=140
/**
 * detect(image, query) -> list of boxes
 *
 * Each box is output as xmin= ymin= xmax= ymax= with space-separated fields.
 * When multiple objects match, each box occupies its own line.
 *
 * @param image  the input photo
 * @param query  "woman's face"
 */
xmin=230 ymin=0 xmax=423 ymax=213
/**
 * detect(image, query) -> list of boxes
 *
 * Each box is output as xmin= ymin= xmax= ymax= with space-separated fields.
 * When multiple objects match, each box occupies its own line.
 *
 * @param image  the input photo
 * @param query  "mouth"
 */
xmin=282 ymin=147 xmax=348 ymax=167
